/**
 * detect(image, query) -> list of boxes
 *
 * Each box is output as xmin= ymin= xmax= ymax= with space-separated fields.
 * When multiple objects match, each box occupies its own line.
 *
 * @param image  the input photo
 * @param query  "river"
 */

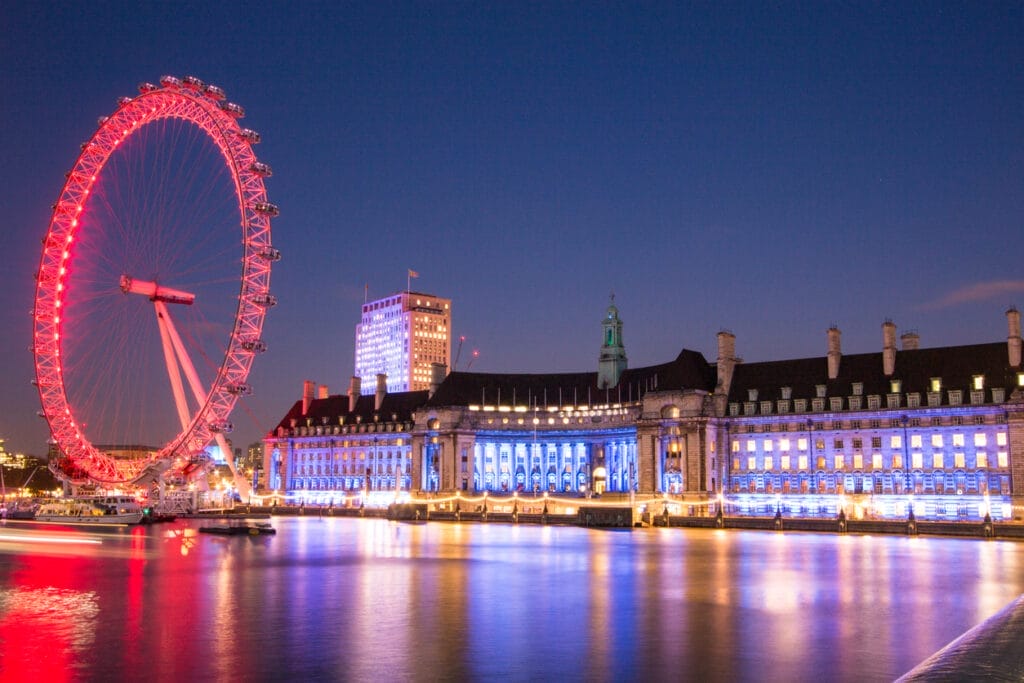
xmin=0 ymin=517 xmax=1021 ymax=682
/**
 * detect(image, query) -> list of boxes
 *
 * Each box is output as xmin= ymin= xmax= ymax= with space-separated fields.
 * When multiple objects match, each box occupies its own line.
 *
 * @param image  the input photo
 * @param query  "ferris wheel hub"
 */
xmin=119 ymin=275 xmax=196 ymax=305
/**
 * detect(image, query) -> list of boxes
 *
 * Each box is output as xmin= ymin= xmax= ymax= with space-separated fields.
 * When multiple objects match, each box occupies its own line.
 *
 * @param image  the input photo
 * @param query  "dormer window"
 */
xmin=890 ymin=379 xmax=901 ymax=394
xmin=781 ymin=386 xmax=792 ymax=400
xmin=973 ymin=375 xmax=985 ymax=391
xmin=748 ymin=389 xmax=759 ymax=401
xmin=852 ymin=382 xmax=863 ymax=396
xmin=930 ymin=377 xmax=942 ymax=392
xmin=815 ymin=384 xmax=826 ymax=398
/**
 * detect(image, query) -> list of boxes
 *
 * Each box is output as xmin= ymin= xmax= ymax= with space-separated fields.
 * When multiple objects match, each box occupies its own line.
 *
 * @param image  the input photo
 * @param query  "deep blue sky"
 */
xmin=2 ymin=2 xmax=1022 ymax=456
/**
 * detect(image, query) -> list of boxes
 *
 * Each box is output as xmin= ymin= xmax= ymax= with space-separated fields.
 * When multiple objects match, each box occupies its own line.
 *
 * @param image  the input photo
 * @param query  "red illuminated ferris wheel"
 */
xmin=32 ymin=76 xmax=280 ymax=489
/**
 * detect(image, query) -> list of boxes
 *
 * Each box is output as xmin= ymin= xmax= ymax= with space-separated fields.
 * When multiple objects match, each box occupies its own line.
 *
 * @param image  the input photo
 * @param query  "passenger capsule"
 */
xmin=138 ymin=82 xmax=158 ymax=93
xmin=257 ymin=247 xmax=282 ymax=261
xmin=182 ymin=75 xmax=205 ymax=90
xmin=240 ymin=339 xmax=267 ymax=353
xmin=203 ymin=84 xmax=226 ymax=100
xmin=226 ymin=383 xmax=253 ymax=396
xmin=116 ymin=96 xmax=132 ymax=107
xmin=249 ymin=161 xmax=272 ymax=177
xmin=97 ymin=115 xmax=109 ymax=126
xmin=219 ymin=101 xmax=245 ymax=118
xmin=159 ymin=75 xmax=182 ymax=88
xmin=238 ymin=128 xmax=261 ymax=144
xmin=253 ymin=201 xmax=280 ymax=217
xmin=250 ymin=293 xmax=278 ymax=308
xmin=209 ymin=420 xmax=234 ymax=434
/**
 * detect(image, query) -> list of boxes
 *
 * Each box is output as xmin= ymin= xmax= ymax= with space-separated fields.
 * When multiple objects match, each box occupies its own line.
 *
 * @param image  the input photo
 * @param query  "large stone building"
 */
xmin=264 ymin=304 xmax=1024 ymax=519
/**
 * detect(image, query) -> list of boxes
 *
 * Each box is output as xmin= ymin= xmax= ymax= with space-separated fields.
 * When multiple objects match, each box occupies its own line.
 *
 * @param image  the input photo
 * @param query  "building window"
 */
xmin=890 ymin=379 xmax=902 ymax=394
xmin=780 ymin=455 xmax=791 ymax=469
xmin=849 ymin=396 xmax=862 ymax=411
xmin=887 ymin=394 xmax=900 ymax=409
xmin=933 ymin=454 xmax=944 ymax=468
xmin=815 ymin=439 xmax=825 ymax=450
xmin=949 ymin=390 xmax=962 ymax=406
xmin=911 ymin=434 xmax=923 ymax=449
xmin=997 ymin=432 xmax=1007 ymax=446
xmin=798 ymin=438 xmax=808 ymax=451
xmin=816 ymin=385 xmax=827 ymax=398
xmin=812 ymin=398 xmax=824 ymax=412
xmin=761 ymin=400 xmax=773 ymax=414
xmin=851 ymin=420 xmax=862 ymax=429
xmin=852 ymin=438 xmax=863 ymax=450
xmin=912 ymin=453 xmax=923 ymax=468
xmin=998 ymin=452 xmax=1009 ymax=468
xmin=931 ymin=434 xmax=943 ymax=448
xmin=952 ymin=433 xmax=965 ymax=447
xmin=764 ymin=456 xmax=774 ymax=470
xmin=952 ymin=416 xmax=963 ymax=426
xmin=870 ymin=420 xmax=881 ymax=429
xmin=731 ymin=440 xmax=740 ymax=453
xmin=993 ymin=388 xmax=1006 ymax=403
xmin=747 ymin=456 xmax=757 ymax=470
xmin=853 ymin=454 xmax=863 ymax=469
xmin=746 ymin=425 xmax=756 ymax=434
xmin=778 ymin=400 xmax=790 ymax=414
xmin=729 ymin=403 xmax=739 ymax=416
xmin=781 ymin=386 xmax=793 ymax=400
xmin=927 ymin=392 xmax=941 ymax=407
xmin=798 ymin=455 xmax=808 ymax=470
xmin=833 ymin=455 xmax=844 ymax=469
xmin=872 ymin=453 xmax=883 ymax=469
xmin=795 ymin=399 xmax=807 ymax=413
xmin=977 ymin=451 xmax=988 ymax=468
xmin=852 ymin=382 xmax=863 ymax=396
xmin=907 ymin=393 xmax=920 ymax=408
xmin=780 ymin=438 xmax=791 ymax=451
xmin=970 ymin=390 xmax=984 ymax=405
xmin=867 ymin=395 xmax=880 ymax=410
xmin=931 ymin=377 xmax=942 ymax=392
xmin=974 ymin=433 xmax=987 ymax=447
xmin=746 ymin=440 xmax=756 ymax=453
xmin=732 ymin=458 xmax=740 ymax=470
xmin=833 ymin=438 xmax=844 ymax=450
xmin=891 ymin=435 xmax=902 ymax=448
xmin=764 ymin=439 xmax=774 ymax=452
xmin=871 ymin=436 xmax=882 ymax=449
xmin=954 ymin=453 xmax=965 ymax=468
xmin=830 ymin=397 xmax=843 ymax=411
xmin=892 ymin=454 xmax=903 ymax=468
xmin=744 ymin=402 xmax=756 ymax=415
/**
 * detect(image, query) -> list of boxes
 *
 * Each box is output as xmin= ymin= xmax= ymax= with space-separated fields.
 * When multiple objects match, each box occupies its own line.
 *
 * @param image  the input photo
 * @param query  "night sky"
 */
xmin=2 ymin=2 xmax=1022 ymax=456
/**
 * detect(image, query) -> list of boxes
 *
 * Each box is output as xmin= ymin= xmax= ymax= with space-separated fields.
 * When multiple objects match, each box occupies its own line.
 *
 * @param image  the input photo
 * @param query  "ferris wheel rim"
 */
xmin=31 ymin=78 xmax=276 ymax=484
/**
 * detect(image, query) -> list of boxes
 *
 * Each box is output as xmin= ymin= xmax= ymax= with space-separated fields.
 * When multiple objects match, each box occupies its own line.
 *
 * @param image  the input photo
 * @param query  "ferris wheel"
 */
xmin=32 ymin=75 xmax=280 ymax=491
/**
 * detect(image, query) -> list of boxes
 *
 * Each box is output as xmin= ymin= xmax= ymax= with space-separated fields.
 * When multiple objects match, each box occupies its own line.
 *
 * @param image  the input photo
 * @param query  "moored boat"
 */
xmin=35 ymin=495 xmax=144 ymax=524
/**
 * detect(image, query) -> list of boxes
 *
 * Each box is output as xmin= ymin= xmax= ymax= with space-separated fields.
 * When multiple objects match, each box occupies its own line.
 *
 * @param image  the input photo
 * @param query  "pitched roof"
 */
xmin=427 ymin=349 xmax=716 ymax=407
xmin=269 ymin=390 xmax=430 ymax=434
xmin=727 ymin=341 xmax=1017 ymax=402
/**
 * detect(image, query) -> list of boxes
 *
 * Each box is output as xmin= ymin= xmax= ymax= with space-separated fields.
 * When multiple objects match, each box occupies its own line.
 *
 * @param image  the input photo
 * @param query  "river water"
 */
xmin=0 ymin=517 xmax=1021 ymax=682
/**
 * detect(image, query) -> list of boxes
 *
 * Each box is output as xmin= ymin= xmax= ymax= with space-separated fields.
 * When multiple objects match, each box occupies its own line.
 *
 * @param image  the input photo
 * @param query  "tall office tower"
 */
xmin=354 ymin=291 xmax=452 ymax=393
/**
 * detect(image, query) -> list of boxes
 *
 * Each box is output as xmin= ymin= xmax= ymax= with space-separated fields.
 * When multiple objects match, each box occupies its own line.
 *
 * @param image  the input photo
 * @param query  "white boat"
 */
xmin=35 ymin=495 xmax=145 ymax=524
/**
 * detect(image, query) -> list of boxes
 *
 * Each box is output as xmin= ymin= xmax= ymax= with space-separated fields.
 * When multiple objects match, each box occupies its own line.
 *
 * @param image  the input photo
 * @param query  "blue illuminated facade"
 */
xmin=265 ymin=306 xmax=1024 ymax=519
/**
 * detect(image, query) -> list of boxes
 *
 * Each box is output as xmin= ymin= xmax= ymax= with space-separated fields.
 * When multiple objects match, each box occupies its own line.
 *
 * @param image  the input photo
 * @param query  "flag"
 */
xmin=408 ymin=269 xmax=419 ymax=278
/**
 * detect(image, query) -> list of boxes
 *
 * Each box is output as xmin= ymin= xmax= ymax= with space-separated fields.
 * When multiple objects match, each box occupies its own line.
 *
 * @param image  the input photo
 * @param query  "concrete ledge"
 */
xmin=898 ymin=595 xmax=1024 ymax=681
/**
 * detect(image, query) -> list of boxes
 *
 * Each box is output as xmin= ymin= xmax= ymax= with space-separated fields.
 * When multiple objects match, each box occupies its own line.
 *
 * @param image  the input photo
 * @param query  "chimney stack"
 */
xmin=375 ymin=373 xmax=387 ymax=410
xmin=882 ymin=320 xmax=897 ymax=376
xmin=302 ymin=380 xmax=315 ymax=416
xmin=827 ymin=326 xmax=841 ymax=380
xmin=348 ymin=376 xmax=361 ymax=412
xmin=317 ymin=385 xmax=329 ymax=400
xmin=716 ymin=330 xmax=737 ymax=394
xmin=1008 ymin=307 xmax=1022 ymax=367
xmin=901 ymin=331 xmax=919 ymax=351
xmin=429 ymin=362 xmax=447 ymax=398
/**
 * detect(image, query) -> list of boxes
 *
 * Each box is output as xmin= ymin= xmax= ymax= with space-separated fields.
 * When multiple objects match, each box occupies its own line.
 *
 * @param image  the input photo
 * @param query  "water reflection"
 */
xmin=0 ymin=518 xmax=1021 ymax=682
